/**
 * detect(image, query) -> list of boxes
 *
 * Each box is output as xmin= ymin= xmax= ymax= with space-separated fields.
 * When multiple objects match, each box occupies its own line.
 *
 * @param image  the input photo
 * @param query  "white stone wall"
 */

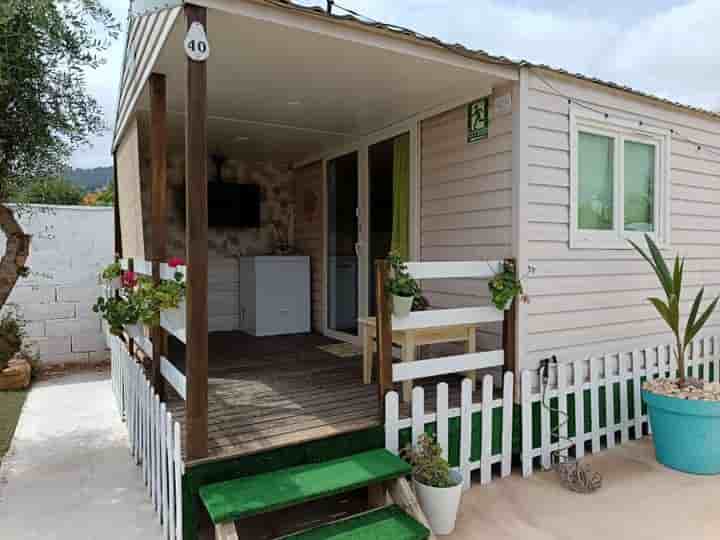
xmin=1 ymin=205 xmax=113 ymax=365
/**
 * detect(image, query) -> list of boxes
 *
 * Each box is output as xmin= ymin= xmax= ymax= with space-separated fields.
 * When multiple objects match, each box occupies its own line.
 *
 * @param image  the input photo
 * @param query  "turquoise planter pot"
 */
xmin=643 ymin=389 xmax=720 ymax=474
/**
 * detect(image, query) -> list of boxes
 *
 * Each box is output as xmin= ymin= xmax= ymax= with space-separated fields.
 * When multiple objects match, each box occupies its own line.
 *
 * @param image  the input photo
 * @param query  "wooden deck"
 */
xmin=166 ymin=332 xmax=500 ymax=464
xmin=167 ymin=333 xmax=379 ymax=463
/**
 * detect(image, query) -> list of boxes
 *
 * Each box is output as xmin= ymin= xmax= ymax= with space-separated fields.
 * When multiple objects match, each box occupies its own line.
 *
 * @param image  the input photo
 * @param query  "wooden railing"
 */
xmin=119 ymin=257 xmax=187 ymax=400
xmin=375 ymin=258 xmax=517 ymax=409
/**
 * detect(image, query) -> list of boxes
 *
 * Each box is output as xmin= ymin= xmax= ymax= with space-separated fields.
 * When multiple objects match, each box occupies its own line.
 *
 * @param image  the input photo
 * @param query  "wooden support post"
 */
xmin=112 ymin=153 xmax=122 ymax=259
xmin=127 ymin=258 xmax=135 ymax=359
xmin=184 ymin=3 xmax=209 ymax=460
xmin=502 ymin=258 xmax=518 ymax=374
xmin=375 ymin=260 xmax=393 ymax=415
xmin=149 ymin=72 xmax=168 ymax=398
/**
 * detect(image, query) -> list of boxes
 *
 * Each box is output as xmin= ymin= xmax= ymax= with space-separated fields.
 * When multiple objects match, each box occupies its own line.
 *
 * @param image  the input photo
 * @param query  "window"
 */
xmin=570 ymin=108 xmax=670 ymax=249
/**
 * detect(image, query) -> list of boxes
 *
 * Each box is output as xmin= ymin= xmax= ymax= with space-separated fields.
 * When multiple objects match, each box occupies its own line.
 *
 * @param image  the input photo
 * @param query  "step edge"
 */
xmin=279 ymin=505 xmax=430 ymax=540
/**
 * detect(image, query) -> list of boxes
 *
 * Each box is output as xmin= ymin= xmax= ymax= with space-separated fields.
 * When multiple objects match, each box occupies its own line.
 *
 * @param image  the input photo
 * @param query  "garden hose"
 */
xmin=539 ymin=361 xmax=602 ymax=493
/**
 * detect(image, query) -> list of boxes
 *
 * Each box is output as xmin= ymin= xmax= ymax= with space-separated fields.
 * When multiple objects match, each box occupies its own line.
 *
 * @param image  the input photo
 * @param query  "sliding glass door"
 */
xmin=326 ymin=151 xmax=360 ymax=337
xmin=324 ymin=126 xmax=414 ymax=342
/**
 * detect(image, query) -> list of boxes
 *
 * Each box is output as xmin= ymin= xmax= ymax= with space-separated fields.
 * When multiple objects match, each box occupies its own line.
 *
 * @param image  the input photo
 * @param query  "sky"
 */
xmin=72 ymin=0 xmax=720 ymax=169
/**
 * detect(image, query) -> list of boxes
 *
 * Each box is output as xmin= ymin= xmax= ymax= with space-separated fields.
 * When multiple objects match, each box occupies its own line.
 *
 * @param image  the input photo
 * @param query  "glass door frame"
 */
xmin=322 ymin=120 xmax=419 ymax=344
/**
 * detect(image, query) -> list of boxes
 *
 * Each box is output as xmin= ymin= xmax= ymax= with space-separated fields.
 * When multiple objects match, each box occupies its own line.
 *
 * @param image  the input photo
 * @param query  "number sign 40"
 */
xmin=184 ymin=22 xmax=209 ymax=62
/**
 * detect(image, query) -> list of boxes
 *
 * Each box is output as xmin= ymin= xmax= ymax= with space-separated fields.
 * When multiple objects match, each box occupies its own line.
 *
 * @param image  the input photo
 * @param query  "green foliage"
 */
xmin=93 ymin=263 xmax=186 ymax=334
xmin=132 ymin=273 xmax=186 ymax=327
xmin=629 ymin=234 xmax=720 ymax=379
xmin=92 ymin=183 xmax=114 ymax=206
xmin=401 ymin=434 xmax=457 ymax=488
xmin=0 ymin=0 xmax=119 ymax=201
xmin=489 ymin=260 xmax=522 ymax=310
xmin=386 ymin=250 xmax=421 ymax=299
xmin=0 ymin=311 xmax=25 ymax=371
xmin=100 ymin=261 xmax=121 ymax=281
xmin=93 ymin=295 xmax=141 ymax=336
xmin=12 ymin=177 xmax=84 ymax=205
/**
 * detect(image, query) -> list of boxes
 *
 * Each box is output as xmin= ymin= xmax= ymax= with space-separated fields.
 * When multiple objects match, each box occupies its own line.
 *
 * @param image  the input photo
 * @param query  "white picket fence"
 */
xmin=110 ymin=335 xmax=185 ymax=540
xmin=385 ymin=372 xmax=514 ymax=489
xmin=520 ymin=337 xmax=720 ymax=477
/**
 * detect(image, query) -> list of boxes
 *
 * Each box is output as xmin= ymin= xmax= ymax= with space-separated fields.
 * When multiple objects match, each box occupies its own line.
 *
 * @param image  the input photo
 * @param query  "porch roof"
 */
xmin=113 ymin=0 xmax=517 ymax=163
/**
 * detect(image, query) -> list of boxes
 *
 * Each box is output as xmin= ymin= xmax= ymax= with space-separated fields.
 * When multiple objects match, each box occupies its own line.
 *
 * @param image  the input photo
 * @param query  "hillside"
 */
xmin=64 ymin=166 xmax=113 ymax=191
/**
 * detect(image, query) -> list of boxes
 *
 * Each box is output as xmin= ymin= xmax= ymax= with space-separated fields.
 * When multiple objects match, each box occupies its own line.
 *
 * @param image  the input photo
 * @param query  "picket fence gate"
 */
xmin=520 ymin=337 xmax=720 ymax=477
xmin=385 ymin=372 xmax=514 ymax=489
xmin=110 ymin=334 xmax=185 ymax=540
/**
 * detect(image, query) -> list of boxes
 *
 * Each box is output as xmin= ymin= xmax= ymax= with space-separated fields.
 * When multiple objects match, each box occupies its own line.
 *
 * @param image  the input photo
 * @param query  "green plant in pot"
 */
xmin=132 ymin=272 xmax=186 ymax=327
xmin=630 ymin=233 xmax=720 ymax=474
xmin=386 ymin=250 xmax=421 ymax=318
xmin=489 ymin=260 xmax=523 ymax=310
xmin=93 ymin=294 xmax=141 ymax=336
xmin=93 ymin=262 xmax=186 ymax=335
xmin=402 ymin=434 xmax=462 ymax=535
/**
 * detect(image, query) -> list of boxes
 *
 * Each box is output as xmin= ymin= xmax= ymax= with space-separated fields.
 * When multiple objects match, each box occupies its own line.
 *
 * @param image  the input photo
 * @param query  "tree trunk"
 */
xmin=0 ymin=203 xmax=30 ymax=308
xmin=0 ymin=203 xmax=31 ymax=369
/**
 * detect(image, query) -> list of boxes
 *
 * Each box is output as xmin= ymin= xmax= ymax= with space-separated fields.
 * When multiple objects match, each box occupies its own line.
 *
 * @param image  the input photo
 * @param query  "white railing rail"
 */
xmin=520 ymin=336 xmax=720 ymax=477
xmin=110 ymin=334 xmax=184 ymax=540
xmin=388 ymin=260 xmax=507 ymax=386
xmin=385 ymin=373 xmax=514 ymax=490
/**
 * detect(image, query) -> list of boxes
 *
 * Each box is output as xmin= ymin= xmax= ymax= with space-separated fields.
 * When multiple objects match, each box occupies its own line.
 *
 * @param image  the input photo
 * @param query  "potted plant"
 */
xmin=630 ymin=234 xmax=720 ymax=474
xmin=93 ymin=262 xmax=186 ymax=336
xmin=402 ymin=434 xmax=463 ymax=535
xmin=489 ymin=260 xmax=523 ymax=310
xmin=100 ymin=261 xmax=122 ymax=297
xmin=386 ymin=250 xmax=421 ymax=318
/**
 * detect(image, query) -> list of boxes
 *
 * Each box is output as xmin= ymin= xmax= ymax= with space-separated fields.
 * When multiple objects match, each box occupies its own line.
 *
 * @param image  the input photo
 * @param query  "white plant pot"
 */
xmin=413 ymin=470 xmax=463 ymax=535
xmin=105 ymin=277 xmax=121 ymax=298
xmin=392 ymin=294 xmax=414 ymax=318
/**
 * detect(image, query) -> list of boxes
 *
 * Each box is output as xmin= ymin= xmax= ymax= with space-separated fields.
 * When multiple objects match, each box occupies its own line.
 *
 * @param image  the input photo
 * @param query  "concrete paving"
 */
xmin=454 ymin=438 xmax=720 ymax=540
xmin=0 ymin=371 xmax=161 ymax=540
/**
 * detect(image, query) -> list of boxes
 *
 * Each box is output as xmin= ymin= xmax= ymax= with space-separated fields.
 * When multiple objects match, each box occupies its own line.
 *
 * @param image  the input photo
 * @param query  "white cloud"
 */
xmin=72 ymin=0 xmax=720 ymax=167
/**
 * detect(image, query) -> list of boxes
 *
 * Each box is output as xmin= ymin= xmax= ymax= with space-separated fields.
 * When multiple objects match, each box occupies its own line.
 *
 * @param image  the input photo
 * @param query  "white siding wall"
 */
xmin=523 ymin=70 xmax=720 ymax=369
xmin=420 ymin=90 xmax=514 ymax=349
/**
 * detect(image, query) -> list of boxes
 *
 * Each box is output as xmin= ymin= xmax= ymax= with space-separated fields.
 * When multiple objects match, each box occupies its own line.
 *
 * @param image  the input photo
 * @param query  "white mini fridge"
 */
xmin=237 ymin=256 xmax=311 ymax=336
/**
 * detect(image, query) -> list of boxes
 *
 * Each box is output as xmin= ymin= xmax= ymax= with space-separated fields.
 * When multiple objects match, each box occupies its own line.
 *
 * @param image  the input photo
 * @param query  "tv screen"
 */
xmin=208 ymin=182 xmax=260 ymax=228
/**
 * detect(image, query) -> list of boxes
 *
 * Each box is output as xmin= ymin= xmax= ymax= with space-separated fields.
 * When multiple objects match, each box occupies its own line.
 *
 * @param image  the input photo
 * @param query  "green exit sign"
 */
xmin=467 ymin=97 xmax=489 ymax=143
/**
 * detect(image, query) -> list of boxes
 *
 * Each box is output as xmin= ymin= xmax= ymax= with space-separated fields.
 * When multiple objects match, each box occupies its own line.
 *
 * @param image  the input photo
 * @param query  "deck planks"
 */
xmin=166 ymin=333 xmax=501 ymax=464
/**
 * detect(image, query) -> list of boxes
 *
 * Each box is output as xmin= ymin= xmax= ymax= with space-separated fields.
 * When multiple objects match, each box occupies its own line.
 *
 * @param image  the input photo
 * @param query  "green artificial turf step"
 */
xmin=199 ymin=449 xmax=411 ymax=524
xmin=284 ymin=505 xmax=429 ymax=540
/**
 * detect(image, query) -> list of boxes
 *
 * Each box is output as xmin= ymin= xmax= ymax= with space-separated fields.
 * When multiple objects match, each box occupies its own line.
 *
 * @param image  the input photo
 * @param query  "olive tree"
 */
xmin=0 ymin=0 xmax=118 ymax=307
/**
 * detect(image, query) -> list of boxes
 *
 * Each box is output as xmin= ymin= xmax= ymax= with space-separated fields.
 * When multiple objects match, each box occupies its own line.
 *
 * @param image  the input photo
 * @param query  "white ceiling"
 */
xmin=142 ymin=7 xmax=512 ymax=164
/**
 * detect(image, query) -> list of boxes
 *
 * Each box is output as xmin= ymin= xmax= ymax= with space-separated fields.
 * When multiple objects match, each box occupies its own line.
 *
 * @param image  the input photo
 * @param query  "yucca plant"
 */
xmin=629 ymin=234 xmax=719 ymax=383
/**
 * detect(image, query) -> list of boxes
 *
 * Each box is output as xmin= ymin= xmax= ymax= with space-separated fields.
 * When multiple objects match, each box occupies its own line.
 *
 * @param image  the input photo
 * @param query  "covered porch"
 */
xmin=113 ymin=0 xmax=519 ymax=464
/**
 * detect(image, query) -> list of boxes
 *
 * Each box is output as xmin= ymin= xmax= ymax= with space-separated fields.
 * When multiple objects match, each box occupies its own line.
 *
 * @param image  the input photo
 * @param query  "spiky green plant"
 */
xmin=629 ymin=234 xmax=719 ymax=382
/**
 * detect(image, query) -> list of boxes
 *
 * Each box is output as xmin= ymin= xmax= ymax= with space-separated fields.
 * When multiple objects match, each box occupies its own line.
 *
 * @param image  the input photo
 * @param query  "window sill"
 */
xmin=570 ymin=233 xmax=670 ymax=251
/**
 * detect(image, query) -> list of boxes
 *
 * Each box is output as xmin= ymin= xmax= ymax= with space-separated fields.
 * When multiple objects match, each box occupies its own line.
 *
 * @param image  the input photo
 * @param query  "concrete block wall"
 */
xmin=1 ymin=205 xmax=114 ymax=365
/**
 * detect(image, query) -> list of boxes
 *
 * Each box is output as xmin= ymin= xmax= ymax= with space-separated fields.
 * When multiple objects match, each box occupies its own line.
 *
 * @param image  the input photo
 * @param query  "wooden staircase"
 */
xmin=199 ymin=449 xmax=433 ymax=540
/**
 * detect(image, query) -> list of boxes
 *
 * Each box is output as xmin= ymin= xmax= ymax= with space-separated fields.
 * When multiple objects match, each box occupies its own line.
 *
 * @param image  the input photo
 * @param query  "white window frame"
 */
xmin=569 ymin=105 xmax=671 ymax=250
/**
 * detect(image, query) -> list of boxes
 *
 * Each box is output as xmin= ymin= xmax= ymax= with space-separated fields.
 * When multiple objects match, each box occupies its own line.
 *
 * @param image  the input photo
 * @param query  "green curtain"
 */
xmin=391 ymin=133 xmax=410 ymax=259
xmin=624 ymin=140 xmax=655 ymax=232
xmin=578 ymin=131 xmax=614 ymax=230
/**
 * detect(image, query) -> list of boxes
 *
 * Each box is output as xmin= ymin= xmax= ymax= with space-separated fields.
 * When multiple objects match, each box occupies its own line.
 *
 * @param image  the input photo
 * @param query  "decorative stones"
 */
xmin=644 ymin=378 xmax=720 ymax=402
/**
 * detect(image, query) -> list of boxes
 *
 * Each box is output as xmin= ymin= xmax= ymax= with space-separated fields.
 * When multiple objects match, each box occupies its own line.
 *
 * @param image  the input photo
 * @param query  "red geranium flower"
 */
xmin=168 ymin=257 xmax=185 ymax=268
xmin=121 ymin=270 xmax=137 ymax=288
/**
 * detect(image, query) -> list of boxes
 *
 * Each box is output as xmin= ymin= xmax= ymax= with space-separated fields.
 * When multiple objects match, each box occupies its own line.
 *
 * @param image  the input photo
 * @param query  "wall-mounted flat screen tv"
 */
xmin=208 ymin=182 xmax=261 ymax=228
